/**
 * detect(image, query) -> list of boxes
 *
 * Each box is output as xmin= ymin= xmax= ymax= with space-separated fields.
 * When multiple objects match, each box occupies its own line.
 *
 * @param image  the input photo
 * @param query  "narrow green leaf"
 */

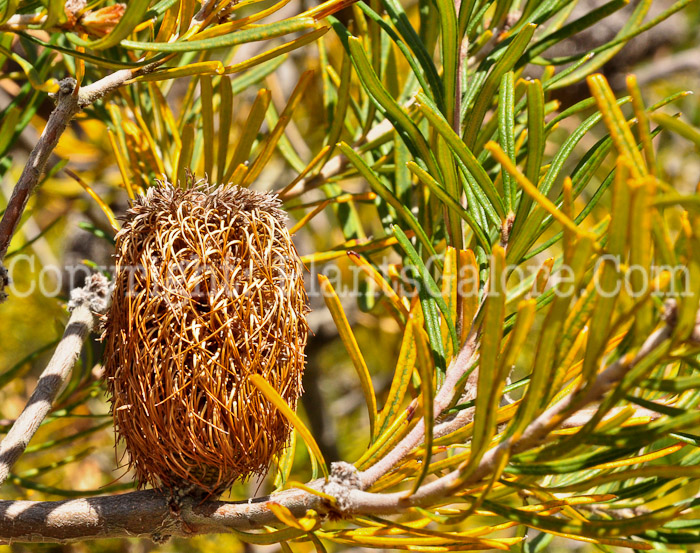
xmin=393 ymin=226 xmax=458 ymax=372
xmin=375 ymin=0 xmax=444 ymax=109
xmin=457 ymin=0 xmax=477 ymax=38
xmin=650 ymin=112 xmax=700 ymax=150
xmin=18 ymin=449 xmax=93 ymax=479
xmin=16 ymin=31 xmax=166 ymax=69
xmin=463 ymin=23 xmax=536 ymax=150
xmin=465 ymin=246 xmax=507 ymax=470
xmin=0 ymin=0 xmax=19 ymax=24
xmin=231 ymin=55 xmax=287 ymax=94
xmin=416 ymin=93 xmax=505 ymax=218
xmin=548 ymin=0 xmax=692 ymax=88
xmin=216 ymin=76 xmax=233 ymax=183
xmin=242 ymin=71 xmax=313 ymax=186
xmin=580 ymin=158 xmax=630 ymax=385
xmin=628 ymin=177 xmax=655 ymax=338
xmin=339 ymin=143 xmax=439 ymax=259
xmin=510 ymin=235 xmax=595 ymax=437
xmin=223 ymin=89 xmax=270 ymax=183
xmin=510 ymin=79 xmax=544 ymax=241
xmin=376 ymin=317 xmax=419 ymax=437
xmin=498 ymin=73 xmax=516 ymax=212
xmin=273 ymin=431 xmax=296 ymax=489
xmin=6 ymin=216 xmax=62 ymax=258
xmin=673 ymin=214 xmax=700 ymax=343
xmin=120 ymin=18 xmax=318 ymax=52
xmin=200 ymin=76 xmax=215 ymax=179
xmin=265 ymin=103 xmax=306 ymax=174
xmin=0 ymin=105 xmax=20 ymax=156
xmin=588 ymin=73 xmax=646 ymax=177
xmin=25 ymin=421 xmax=112 ymax=453
xmin=406 ymin=160 xmax=492 ymax=252
xmin=43 ymin=0 xmax=69 ymax=28
xmin=523 ymin=0 xmax=630 ymax=62
xmin=626 ymin=74 xmax=656 ymax=174
xmin=347 ymin=36 xmax=441 ymax=179
xmin=641 ymin=375 xmax=700 ymax=393
xmin=482 ymin=498 xmax=682 ymax=542
xmin=224 ymin=28 xmax=329 ymax=75
xmin=434 ymin=0 xmax=458 ymax=124
xmin=355 ymin=2 xmax=440 ymax=109
xmin=175 ymin=123 xmax=195 ymax=186
xmin=323 ymin=51 xmax=351 ymax=160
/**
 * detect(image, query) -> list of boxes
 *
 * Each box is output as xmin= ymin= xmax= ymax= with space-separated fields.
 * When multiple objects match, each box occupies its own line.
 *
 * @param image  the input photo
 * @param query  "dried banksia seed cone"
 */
xmin=102 ymin=180 xmax=309 ymax=495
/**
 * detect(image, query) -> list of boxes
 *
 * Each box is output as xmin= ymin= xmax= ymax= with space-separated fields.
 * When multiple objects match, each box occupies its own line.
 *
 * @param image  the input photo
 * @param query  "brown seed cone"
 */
xmin=102 ymin=181 xmax=309 ymax=495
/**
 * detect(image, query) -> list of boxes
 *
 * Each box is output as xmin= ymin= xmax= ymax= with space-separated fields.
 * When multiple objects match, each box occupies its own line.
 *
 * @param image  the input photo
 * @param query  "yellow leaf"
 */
xmin=318 ymin=274 xmax=377 ymax=441
xmin=250 ymin=374 xmax=328 ymax=478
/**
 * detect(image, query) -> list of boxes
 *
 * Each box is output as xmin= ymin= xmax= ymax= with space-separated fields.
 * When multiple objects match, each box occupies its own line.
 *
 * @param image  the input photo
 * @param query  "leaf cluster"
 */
xmin=1 ymin=0 xmax=700 ymax=552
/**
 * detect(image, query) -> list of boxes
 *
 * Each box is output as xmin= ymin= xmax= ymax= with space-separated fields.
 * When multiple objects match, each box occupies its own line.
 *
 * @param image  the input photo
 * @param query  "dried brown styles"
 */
xmin=102 ymin=181 xmax=309 ymax=496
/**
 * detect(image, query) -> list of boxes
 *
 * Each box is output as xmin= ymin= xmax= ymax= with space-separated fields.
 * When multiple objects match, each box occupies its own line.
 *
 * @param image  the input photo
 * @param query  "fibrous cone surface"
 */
xmin=102 ymin=181 xmax=309 ymax=495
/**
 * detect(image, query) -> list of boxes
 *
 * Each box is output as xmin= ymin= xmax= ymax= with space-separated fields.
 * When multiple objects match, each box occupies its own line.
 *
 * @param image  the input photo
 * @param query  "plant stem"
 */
xmin=0 ymin=274 xmax=110 ymax=486
xmin=0 ymin=64 xmax=160 ymax=301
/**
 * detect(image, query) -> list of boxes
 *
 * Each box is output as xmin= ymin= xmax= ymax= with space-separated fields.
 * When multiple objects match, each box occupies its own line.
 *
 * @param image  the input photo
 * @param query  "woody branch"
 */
xmin=0 ymin=64 xmax=160 ymax=301
xmin=0 ymin=302 xmax=685 ymax=543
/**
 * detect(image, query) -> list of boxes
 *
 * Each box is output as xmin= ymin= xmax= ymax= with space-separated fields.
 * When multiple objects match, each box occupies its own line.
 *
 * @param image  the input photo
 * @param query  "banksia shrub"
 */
xmin=102 ymin=181 xmax=309 ymax=495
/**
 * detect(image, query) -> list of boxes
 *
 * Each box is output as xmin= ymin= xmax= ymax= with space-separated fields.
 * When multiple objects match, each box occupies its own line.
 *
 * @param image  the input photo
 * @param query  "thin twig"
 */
xmin=345 ymin=322 xmax=675 ymax=512
xmin=359 ymin=328 xmax=480 ymax=488
xmin=0 ymin=274 xmax=111 ymax=486
xmin=0 ymin=79 xmax=80 ymax=262
xmin=0 ymin=64 xmax=160 ymax=268
xmin=0 ymin=312 xmax=685 ymax=543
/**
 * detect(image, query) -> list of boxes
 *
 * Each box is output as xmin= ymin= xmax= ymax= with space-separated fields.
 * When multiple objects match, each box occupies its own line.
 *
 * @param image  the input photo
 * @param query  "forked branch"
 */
xmin=0 ymin=64 xmax=160 ymax=301
xmin=0 ymin=306 xmax=687 ymax=544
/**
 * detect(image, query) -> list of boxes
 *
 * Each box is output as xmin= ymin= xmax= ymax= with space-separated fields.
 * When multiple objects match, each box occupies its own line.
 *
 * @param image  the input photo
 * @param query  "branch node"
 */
xmin=67 ymin=273 xmax=111 ymax=314
xmin=50 ymin=77 xmax=78 ymax=102
xmin=323 ymin=462 xmax=361 ymax=513
xmin=500 ymin=211 xmax=516 ymax=248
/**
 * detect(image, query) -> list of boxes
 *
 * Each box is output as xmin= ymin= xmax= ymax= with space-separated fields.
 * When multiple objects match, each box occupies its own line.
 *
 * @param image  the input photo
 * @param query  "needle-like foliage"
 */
xmin=1 ymin=0 xmax=700 ymax=551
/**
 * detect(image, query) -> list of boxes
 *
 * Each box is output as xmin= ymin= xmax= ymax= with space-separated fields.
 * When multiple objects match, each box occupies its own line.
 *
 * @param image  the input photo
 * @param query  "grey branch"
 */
xmin=342 ymin=322 xmax=675 ymax=513
xmin=0 ymin=487 xmax=321 ymax=543
xmin=0 ymin=310 xmax=682 ymax=543
xmin=0 ymin=63 xmax=160 ymax=296
xmin=0 ymin=274 xmax=111 ymax=486
xmin=191 ymin=0 xmax=217 ymax=29
xmin=0 ymin=79 xmax=80 ymax=263
xmin=359 ymin=329 xmax=480 ymax=488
